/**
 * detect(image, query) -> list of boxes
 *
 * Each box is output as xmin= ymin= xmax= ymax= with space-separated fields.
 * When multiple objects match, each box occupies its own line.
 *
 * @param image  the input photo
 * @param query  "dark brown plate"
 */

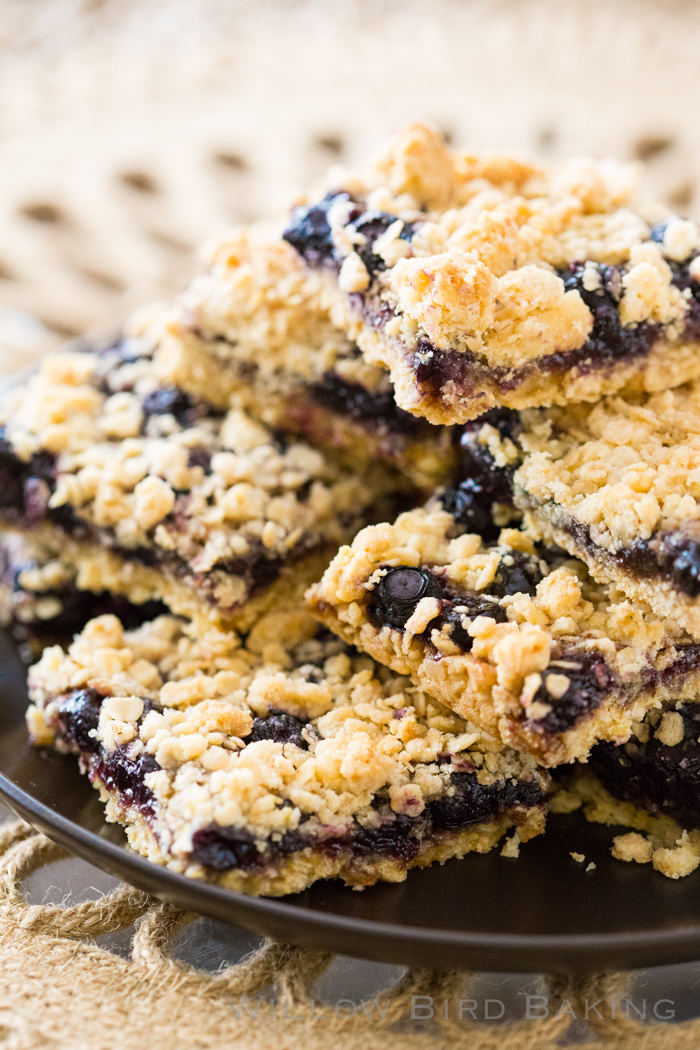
xmin=3 ymin=633 xmax=700 ymax=972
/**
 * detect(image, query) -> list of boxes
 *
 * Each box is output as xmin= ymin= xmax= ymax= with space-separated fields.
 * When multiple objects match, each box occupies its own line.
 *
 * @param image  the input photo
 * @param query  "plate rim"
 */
xmin=4 ymin=760 xmax=700 ymax=973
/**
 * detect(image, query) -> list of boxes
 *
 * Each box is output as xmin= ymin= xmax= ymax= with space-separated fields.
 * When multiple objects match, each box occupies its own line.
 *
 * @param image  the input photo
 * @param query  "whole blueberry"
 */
xmin=283 ymin=191 xmax=354 ymax=267
xmin=440 ymin=477 xmax=497 ymax=537
xmin=247 ymin=712 xmax=310 ymax=750
xmin=370 ymin=566 xmax=444 ymax=629
xmin=490 ymin=550 xmax=543 ymax=597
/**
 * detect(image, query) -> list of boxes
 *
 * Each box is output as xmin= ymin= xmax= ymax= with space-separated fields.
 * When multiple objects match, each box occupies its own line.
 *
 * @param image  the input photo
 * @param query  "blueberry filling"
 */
xmin=560 ymin=262 xmax=659 ymax=363
xmin=351 ymin=813 xmax=425 ymax=861
xmin=525 ymin=653 xmax=614 ymax=734
xmin=93 ymin=746 xmax=160 ymax=818
xmin=0 ymin=436 xmax=86 ymax=536
xmin=54 ymin=687 xmax=163 ymax=754
xmin=308 ymin=372 xmax=426 ymax=435
xmin=247 ymin=712 xmax=310 ymax=751
xmin=588 ymin=702 xmax=700 ymax=828
xmin=283 ymin=195 xmax=418 ymax=280
xmin=0 ymin=432 xmax=57 ymax=519
xmin=439 ymin=410 xmax=519 ymax=540
xmin=440 ymin=477 xmax=500 ymax=539
xmin=667 ymin=257 xmax=700 ymax=341
xmin=435 ymin=598 xmax=507 ymax=651
xmin=367 ymin=564 xmax=509 ymax=649
xmin=559 ymin=516 xmax=700 ymax=601
xmin=190 ymin=825 xmax=307 ymax=871
xmin=52 ymin=689 xmax=163 ymax=817
xmin=368 ymin=566 xmax=444 ymax=629
xmin=54 ymin=687 xmax=104 ymax=753
xmin=6 ymin=573 xmax=166 ymax=639
xmin=348 ymin=211 xmax=417 ymax=281
xmin=189 ymin=769 xmax=546 ymax=871
xmin=428 ymin=772 xmax=545 ymax=829
xmin=198 ymin=554 xmax=284 ymax=605
xmin=283 ymin=191 xmax=358 ymax=267
xmin=657 ymin=532 xmax=700 ymax=597
xmin=187 ymin=447 xmax=212 ymax=472
xmin=141 ymin=387 xmax=196 ymax=428
xmin=489 ymin=550 xmax=543 ymax=598
xmin=98 ymin=336 xmax=153 ymax=365
xmin=649 ymin=221 xmax=670 ymax=243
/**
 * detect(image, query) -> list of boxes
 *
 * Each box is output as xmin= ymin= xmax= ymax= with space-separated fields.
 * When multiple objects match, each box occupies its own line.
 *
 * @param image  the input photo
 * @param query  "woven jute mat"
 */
xmin=1 ymin=817 xmax=697 ymax=1050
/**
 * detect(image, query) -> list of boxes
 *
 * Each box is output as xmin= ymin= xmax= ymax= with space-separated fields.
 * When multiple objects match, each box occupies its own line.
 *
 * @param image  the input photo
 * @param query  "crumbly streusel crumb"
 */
xmin=611 ymin=832 xmax=654 ymax=864
xmin=568 ymin=773 xmax=700 ymax=880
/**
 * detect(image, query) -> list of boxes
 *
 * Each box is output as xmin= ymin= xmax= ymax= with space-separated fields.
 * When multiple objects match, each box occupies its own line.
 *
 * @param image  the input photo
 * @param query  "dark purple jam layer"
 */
xmin=550 ymin=513 xmax=700 ymax=601
xmin=7 ymin=592 xmax=167 ymax=650
xmin=308 ymin=372 xmax=429 ymax=436
xmin=587 ymin=702 xmax=700 ymax=828
xmin=0 ymin=538 xmax=166 ymax=636
xmin=283 ymin=192 xmax=419 ymax=278
xmin=526 ymin=653 xmax=615 ymax=735
xmin=53 ymin=687 xmax=161 ymax=818
xmin=528 ymin=638 xmax=700 ymax=736
xmin=366 ymin=559 xmax=540 ymax=643
xmin=49 ymin=687 xmax=546 ymax=873
xmin=189 ymin=772 xmax=545 ymax=872
xmin=284 ymin=198 xmax=700 ymax=400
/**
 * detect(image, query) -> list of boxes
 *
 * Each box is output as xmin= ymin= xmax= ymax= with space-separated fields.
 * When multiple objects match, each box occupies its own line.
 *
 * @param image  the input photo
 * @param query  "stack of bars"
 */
xmin=6 ymin=122 xmax=700 ymax=893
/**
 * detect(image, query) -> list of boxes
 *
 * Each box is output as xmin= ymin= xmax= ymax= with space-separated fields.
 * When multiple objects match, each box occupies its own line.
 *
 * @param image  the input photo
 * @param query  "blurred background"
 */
xmin=0 ymin=0 xmax=698 ymax=371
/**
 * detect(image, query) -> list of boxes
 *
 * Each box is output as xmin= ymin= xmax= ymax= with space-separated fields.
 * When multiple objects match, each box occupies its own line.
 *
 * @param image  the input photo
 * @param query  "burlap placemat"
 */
xmin=3 ymin=816 xmax=698 ymax=1050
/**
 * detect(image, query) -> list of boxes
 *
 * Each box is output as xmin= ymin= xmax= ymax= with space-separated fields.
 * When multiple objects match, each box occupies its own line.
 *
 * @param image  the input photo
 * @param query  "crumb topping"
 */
xmin=515 ymin=380 xmax=700 ymax=545
xmin=291 ymin=121 xmax=699 ymax=374
xmin=27 ymin=612 xmax=546 ymax=845
xmin=175 ymin=225 xmax=361 ymax=382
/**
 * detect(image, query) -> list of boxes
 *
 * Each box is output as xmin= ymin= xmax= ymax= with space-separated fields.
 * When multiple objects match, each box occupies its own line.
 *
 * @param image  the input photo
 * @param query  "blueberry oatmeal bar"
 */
xmin=26 ymin=611 xmax=548 ymax=895
xmin=150 ymin=228 xmax=456 ymax=490
xmin=283 ymin=121 xmax=700 ymax=424
xmin=307 ymin=506 xmax=700 ymax=765
xmin=0 ymin=345 xmax=402 ymax=632
xmin=478 ymin=383 xmax=700 ymax=641
xmin=554 ymin=703 xmax=700 ymax=878
xmin=0 ymin=528 xmax=166 ymax=658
